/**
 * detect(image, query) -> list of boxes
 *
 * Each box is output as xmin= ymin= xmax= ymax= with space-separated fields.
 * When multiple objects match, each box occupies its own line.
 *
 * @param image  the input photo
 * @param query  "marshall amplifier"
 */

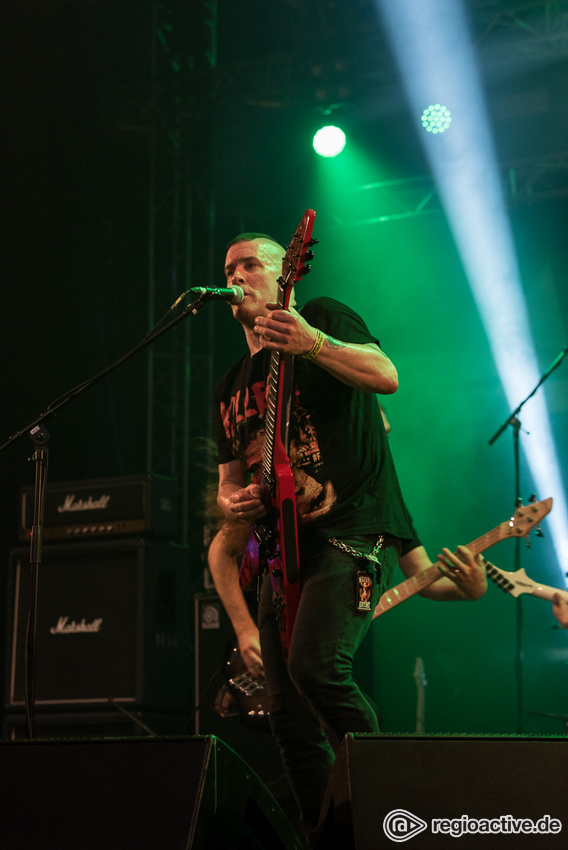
xmin=19 ymin=474 xmax=178 ymax=541
xmin=5 ymin=538 xmax=193 ymax=710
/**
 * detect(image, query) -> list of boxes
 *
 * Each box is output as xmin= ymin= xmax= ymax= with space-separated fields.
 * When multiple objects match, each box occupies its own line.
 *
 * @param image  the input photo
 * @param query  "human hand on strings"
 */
xmin=438 ymin=545 xmax=488 ymax=600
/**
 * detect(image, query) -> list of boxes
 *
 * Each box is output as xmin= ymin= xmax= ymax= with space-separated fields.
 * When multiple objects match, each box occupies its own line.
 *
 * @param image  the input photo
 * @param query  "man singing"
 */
xmin=213 ymin=231 xmax=486 ymax=846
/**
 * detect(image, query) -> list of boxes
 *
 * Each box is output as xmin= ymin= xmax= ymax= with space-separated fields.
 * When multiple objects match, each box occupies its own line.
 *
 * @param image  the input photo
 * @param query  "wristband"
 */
xmin=302 ymin=329 xmax=325 ymax=360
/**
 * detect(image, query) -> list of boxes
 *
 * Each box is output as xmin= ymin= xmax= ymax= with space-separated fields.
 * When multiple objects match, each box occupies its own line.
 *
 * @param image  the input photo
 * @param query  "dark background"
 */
xmin=2 ymin=0 xmax=567 ymax=736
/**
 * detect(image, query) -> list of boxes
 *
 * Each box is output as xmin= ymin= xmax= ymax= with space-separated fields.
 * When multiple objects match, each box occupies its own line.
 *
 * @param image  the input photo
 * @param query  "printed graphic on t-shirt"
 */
xmin=289 ymin=391 xmax=336 ymax=521
xmin=220 ymin=379 xmax=336 ymax=523
xmin=219 ymin=379 xmax=267 ymax=459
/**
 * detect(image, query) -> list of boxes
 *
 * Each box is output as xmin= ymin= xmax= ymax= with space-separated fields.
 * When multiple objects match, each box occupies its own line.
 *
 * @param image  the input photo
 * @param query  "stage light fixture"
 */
xmin=421 ymin=104 xmax=452 ymax=134
xmin=313 ymin=125 xmax=346 ymax=157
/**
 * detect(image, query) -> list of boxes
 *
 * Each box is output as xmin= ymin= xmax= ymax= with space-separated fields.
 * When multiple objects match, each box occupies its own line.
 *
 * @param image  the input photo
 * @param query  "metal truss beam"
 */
xmin=331 ymin=149 xmax=568 ymax=227
xmin=146 ymin=0 xmax=218 ymax=544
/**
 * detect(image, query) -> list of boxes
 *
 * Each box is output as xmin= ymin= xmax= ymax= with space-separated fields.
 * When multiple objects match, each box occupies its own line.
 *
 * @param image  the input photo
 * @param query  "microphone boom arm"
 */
xmin=488 ymin=344 xmax=568 ymax=446
xmin=0 ymin=287 xmax=215 ymax=739
xmin=0 ymin=292 xmax=211 ymax=453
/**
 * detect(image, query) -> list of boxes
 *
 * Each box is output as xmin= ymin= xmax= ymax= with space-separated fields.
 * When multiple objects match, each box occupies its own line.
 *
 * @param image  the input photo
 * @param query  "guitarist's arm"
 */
xmin=399 ymin=544 xmax=488 ymax=601
xmin=254 ymin=306 xmax=398 ymax=394
xmin=208 ymin=522 xmax=263 ymax=674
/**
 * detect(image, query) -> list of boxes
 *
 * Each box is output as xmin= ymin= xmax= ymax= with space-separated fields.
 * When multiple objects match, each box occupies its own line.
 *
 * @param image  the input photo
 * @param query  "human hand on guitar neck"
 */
xmin=437 ymin=545 xmax=488 ymax=599
xmin=254 ymin=303 xmax=398 ymax=394
xmin=399 ymin=544 xmax=488 ymax=601
xmin=224 ymin=234 xmax=397 ymax=394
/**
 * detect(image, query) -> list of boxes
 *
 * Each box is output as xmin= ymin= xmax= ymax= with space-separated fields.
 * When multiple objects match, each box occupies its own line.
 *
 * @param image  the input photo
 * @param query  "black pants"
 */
xmin=258 ymin=535 xmax=398 ymax=845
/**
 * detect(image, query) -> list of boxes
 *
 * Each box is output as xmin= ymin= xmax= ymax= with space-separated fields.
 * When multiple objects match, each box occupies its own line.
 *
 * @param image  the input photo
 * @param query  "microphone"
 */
xmin=188 ymin=285 xmax=244 ymax=304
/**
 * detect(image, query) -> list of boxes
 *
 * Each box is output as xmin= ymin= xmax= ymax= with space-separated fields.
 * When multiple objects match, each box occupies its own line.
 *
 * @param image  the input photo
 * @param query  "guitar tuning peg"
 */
xmin=299 ymin=264 xmax=311 ymax=276
xmin=308 ymin=238 xmax=319 ymax=247
xmin=528 ymin=493 xmax=545 ymax=538
xmin=304 ymin=250 xmax=315 ymax=261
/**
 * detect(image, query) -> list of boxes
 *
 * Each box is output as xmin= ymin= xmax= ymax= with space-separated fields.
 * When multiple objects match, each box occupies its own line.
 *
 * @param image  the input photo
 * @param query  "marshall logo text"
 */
xmin=50 ymin=617 xmax=103 ymax=635
xmin=57 ymin=494 xmax=111 ymax=514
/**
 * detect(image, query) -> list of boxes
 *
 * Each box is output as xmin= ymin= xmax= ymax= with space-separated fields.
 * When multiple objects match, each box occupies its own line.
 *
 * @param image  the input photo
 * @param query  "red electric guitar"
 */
xmin=241 ymin=210 xmax=317 ymax=654
xmin=373 ymin=497 xmax=553 ymax=618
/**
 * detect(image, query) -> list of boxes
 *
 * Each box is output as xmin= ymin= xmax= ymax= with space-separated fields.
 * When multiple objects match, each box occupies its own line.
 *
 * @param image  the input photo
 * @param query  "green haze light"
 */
xmin=313 ymin=125 xmax=346 ymax=157
xmin=421 ymin=104 xmax=452 ymax=134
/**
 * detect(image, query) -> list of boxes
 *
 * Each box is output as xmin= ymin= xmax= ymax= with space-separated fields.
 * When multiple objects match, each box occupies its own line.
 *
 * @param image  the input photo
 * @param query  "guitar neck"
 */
xmin=373 ymin=498 xmax=552 ymax=619
xmin=374 ymin=527 xmax=504 ymax=618
xmin=517 ymin=583 xmax=566 ymax=603
xmin=261 ymin=280 xmax=293 ymax=485
xmin=525 ymin=584 xmax=568 ymax=602
xmin=261 ymin=350 xmax=281 ymax=483
xmin=375 ymin=563 xmax=443 ymax=616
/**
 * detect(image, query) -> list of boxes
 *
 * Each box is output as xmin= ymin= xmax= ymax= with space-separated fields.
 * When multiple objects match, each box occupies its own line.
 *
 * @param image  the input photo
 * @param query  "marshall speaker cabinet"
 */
xmin=5 ymin=538 xmax=192 ymax=713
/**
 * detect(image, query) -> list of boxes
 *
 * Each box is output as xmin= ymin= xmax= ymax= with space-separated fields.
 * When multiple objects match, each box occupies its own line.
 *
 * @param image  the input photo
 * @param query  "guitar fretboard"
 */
xmin=261 ymin=351 xmax=280 ymax=484
xmin=374 ymin=499 xmax=552 ymax=618
xmin=260 ymin=277 xmax=287 ymax=486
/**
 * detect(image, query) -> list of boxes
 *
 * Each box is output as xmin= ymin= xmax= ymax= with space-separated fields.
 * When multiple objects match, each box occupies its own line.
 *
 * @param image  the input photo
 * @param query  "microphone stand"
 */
xmin=488 ymin=345 xmax=568 ymax=448
xmin=0 ymin=291 xmax=217 ymax=739
xmin=488 ymin=344 xmax=568 ymax=733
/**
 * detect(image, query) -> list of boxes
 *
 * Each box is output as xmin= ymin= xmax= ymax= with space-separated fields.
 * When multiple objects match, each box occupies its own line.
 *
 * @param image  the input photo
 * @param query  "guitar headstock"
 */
xmin=413 ymin=657 xmax=427 ymax=688
xmin=484 ymin=560 xmax=525 ymax=597
xmin=278 ymin=209 xmax=317 ymax=310
xmin=499 ymin=497 xmax=553 ymax=541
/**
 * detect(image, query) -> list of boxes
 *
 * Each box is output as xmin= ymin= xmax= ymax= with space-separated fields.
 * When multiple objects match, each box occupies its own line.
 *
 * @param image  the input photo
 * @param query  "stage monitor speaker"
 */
xmin=319 ymin=733 xmax=568 ymax=849
xmin=5 ymin=539 xmax=193 ymax=711
xmin=0 ymin=735 xmax=303 ymax=850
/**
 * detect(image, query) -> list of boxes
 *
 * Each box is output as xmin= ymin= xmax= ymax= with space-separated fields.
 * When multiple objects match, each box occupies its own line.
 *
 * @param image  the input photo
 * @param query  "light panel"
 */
xmin=421 ymin=104 xmax=452 ymax=134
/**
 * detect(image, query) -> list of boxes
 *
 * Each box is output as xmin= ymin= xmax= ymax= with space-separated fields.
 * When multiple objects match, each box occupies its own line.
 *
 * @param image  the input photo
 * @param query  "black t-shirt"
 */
xmin=214 ymin=297 xmax=417 ymax=550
